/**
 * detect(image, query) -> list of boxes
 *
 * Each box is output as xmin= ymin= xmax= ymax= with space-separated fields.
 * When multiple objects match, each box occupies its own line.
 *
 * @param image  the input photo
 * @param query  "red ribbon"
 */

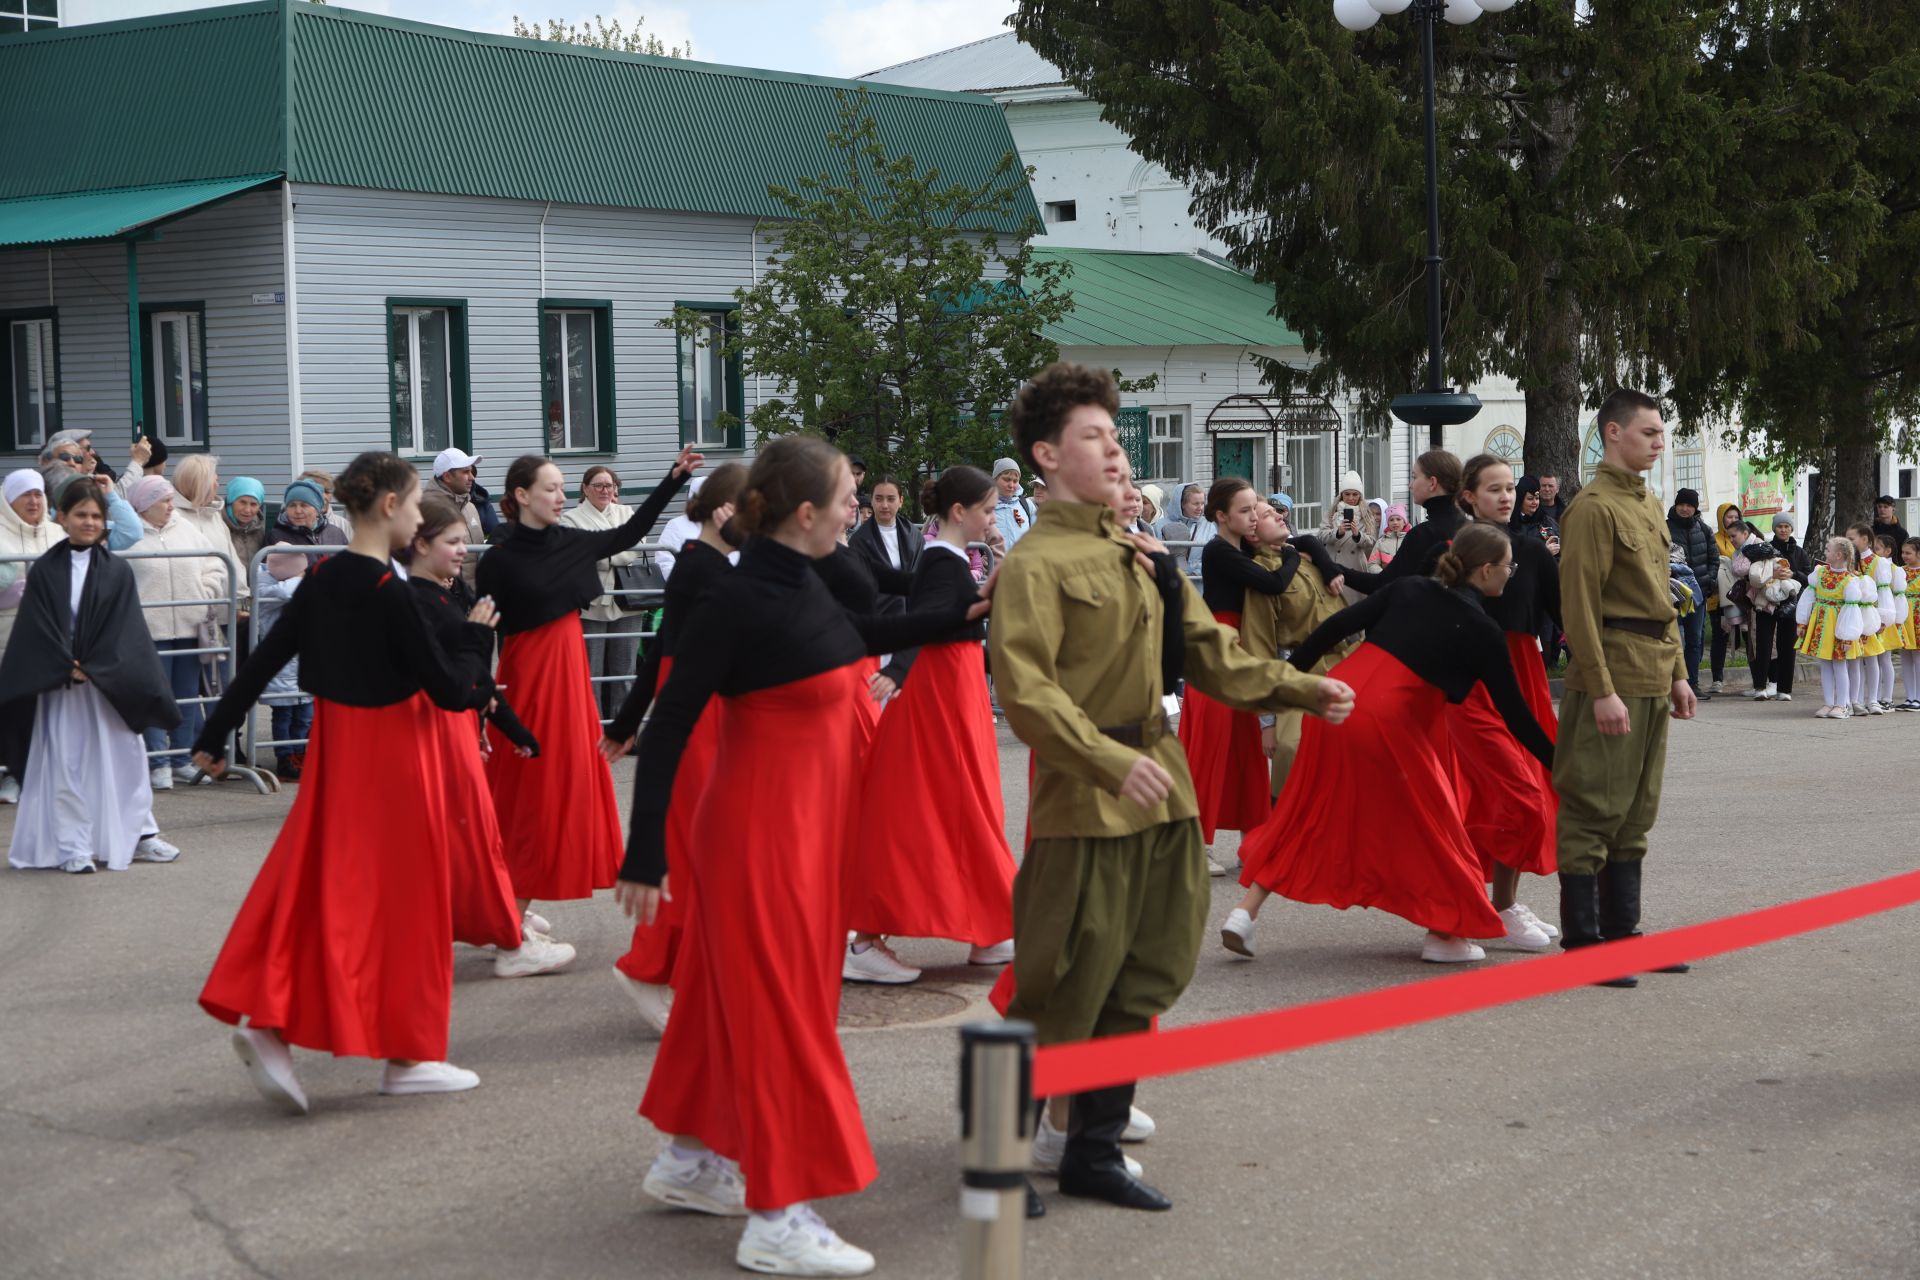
xmin=1032 ymin=869 xmax=1920 ymax=1098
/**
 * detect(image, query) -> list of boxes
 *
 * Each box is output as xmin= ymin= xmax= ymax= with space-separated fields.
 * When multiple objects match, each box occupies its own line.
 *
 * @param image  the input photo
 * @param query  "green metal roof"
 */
xmin=1035 ymin=247 xmax=1301 ymax=349
xmin=0 ymin=1 xmax=1038 ymax=231
xmin=0 ymin=175 xmax=281 ymax=250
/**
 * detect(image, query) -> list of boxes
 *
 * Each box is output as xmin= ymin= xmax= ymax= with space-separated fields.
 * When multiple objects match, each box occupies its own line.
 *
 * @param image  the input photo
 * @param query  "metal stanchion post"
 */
xmin=958 ymin=1020 xmax=1035 ymax=1280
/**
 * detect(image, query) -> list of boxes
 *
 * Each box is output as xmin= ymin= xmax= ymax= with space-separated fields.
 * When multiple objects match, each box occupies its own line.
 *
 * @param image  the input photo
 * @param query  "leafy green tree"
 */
xmin=661 ymin=91 xmax=1075 ymax=490
xmin=1656 ymin=4 xmax=1920 ymax=535
xmin=1011 ymin=1 xmax=1748 ymax=489
xmin=510 ymin=13 xmax=689 ymax=57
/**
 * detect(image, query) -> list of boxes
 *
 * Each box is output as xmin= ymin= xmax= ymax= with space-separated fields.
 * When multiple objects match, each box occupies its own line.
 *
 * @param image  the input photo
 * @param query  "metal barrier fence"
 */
xmin=0 ymin=546 xmax=275 ymax=795
xmin=242 ymin=542 xmax=668 ymax=766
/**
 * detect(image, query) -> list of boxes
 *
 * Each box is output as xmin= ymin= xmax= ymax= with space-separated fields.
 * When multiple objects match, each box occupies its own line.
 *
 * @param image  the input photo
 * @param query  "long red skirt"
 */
xmin=1448 ymin=635 xmax=1558 ymax=878
xmin=200 ymin=695 xmax=457 ymax=1061
xmin=613 ymin=655 xmax=720 ymax=987
xmin=440 ymin=708 xmax=522 ymax=948
xmin=844 ymin=641 xmax=1014 ymax=945
xmin=852 ymin=654 xmax=885 ymax=752
xmin=1508 ymin=631 xmax=1559 ymax=744
xmin=640 ymin=665 xmax=877 ymax=1210
xmin=485 ymin=614 xmax=623 ymax=901
xmin=1178 ymin=610 xmax=1270 ymax=843
xmin=1237 ymin=644 xmax=1504 ymax=939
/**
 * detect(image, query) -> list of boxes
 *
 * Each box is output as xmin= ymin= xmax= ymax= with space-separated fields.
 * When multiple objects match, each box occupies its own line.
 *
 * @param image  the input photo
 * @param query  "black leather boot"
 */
xmin=1025 ymin=1101 xmax=1046 ymax=1219
xmin=1599 ymin=861 xmax=1690 ymax=973
xmin=1559 ymin=871 xmax=1636 ymax=988
xmin=1057 ymin=1085 xmax=1172 ymax=1210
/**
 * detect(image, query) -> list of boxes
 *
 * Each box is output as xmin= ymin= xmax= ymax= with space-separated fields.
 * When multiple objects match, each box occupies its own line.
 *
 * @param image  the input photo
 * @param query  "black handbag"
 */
xmin=613 ymin=551 xmax=666 ymax=613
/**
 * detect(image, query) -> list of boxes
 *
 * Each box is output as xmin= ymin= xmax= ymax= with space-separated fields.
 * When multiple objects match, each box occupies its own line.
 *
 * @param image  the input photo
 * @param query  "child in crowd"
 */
xmin=1795 ymin=536 xmax=1864 ymax=719
xmin=1870 ymin=533 xmax=1908 ymax=712
xmin=1900 ymin=538 xmax=1920 ymax=710
xmin=1371 ymin=504 xmax=1409 ymax=566
xmin=1847 ymin=524 xmax=1893 ymax=714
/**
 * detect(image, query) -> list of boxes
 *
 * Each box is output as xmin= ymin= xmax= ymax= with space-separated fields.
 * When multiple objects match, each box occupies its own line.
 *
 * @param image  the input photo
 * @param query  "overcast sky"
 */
xmin=61 ymin=0 xmax=1014 ymax=78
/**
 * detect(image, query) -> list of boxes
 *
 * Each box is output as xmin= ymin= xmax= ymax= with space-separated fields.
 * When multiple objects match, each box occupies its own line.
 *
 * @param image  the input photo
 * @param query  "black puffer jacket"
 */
xmin=1666 ymin=505 xmax=1719 ymax=609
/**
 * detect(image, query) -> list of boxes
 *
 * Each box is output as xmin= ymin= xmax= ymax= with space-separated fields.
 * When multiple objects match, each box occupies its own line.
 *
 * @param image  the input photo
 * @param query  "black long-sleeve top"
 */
xmin=1289 ymin=576 xmax=1554 ymax=768
xmin=409 ymin=575 xmax=539 ymax=754
xmin=1344 ymin=495 xmax=1466 ymax=596
xmin=622 ymin=537 xmax=982 ymax=886
xmin=813 ymin=542 xmax=914 ymax=613
xmin=475 ymin=466 xmax=686 ymax=634
xmin=605 ymin=539 xmax=733 ymax=742
xmin=1477 ymin=521 xmax=1561 ymax=636
xmin=193 ymin=552 xmax=493 ymax=758
xmin=1199 ymin=534 xmax=1341 ymax=614
xmin=878 ymin=544 xmax=987 ymax=684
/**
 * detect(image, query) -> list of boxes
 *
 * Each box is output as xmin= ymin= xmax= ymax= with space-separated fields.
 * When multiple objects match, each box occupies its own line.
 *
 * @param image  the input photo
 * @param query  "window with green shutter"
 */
xmin=676 ymin=304 xmax=744 ymax=451
xmin=386 ymin=298 xmax=472 ymax=459
xmin=541 ymin=300 xmax=615 ymax=454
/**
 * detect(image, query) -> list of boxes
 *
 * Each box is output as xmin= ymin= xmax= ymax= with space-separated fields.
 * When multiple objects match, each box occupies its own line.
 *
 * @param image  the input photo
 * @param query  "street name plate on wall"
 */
xmin=251 ymin=291 xmax=285 ymax=305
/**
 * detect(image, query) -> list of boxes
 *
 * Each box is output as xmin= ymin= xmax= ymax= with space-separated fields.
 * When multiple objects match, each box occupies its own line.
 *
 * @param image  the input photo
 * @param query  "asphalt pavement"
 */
xmin=2 ymin=693 xmax=1916 ymax=1279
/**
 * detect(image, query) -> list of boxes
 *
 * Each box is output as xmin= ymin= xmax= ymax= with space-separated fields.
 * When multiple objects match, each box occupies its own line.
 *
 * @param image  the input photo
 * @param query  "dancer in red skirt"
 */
xmin=1223 ymin=524 xmax=1555 ymax=964
xmin=815 ymin=495 xmax=917 ymax=749
xmin=1184 ymin=476 xmax=1346 ymax=874
xmin=399 ymin=495 xmax=576 ymax=979
xmin=843 ymin=466 xmax=1015 ymax=986
xmin=191 ymin=452 xmax=502 ymax=1113
xmin=616 ymin=438 xmax=989 ymax=1277
xmin=1455 ymin=455 xmax=1562 ymax=950
xmin=599 ymin=462 xmax=749 ymax=1033
xmin=476 ymin=447 xmax=700 ymax=937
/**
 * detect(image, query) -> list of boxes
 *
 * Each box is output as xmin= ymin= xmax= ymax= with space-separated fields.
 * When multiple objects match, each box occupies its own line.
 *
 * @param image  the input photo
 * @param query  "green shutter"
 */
xmin=1116 ymin=406 xmax=1149 ymax=478
xmin=724 ymin=309 xmax=745 ymax=451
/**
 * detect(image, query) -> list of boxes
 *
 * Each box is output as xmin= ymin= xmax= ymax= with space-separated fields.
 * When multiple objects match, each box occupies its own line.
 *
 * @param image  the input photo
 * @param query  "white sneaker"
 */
xmin=150 ymin=766 xmax=173 ymax=791
xmin=1742 ymin=686 xmax=1767 ymax=699
xmin=736 ymin=1205 xmax=875 ymax=1277
xmin=173 ymin=764 xmax=211 ymax=786
xmin=1220 ymin=907 xmax=1256 ymax=957
xmin=494 ymin=930 xmax=576 ymax=978
xmin=842 ymin=940 xmax=919 ymax=985
xmin=1776 ymin=692 xmax=1793 ymax=702
xmin=1205 ymin=848 xmax=1229 ymax=878
xmin=967 ymin=939 xmax=1014 ymax=966
xmin=1511 ymin=902 xmax=1559 ymax=940
xmin=133 ymin=835 xmax=181 ymax=863
xmin=1852 ymin=703 xmax=1869 ymax=716
xmin=378 ymin=1061 xmax=480 ymax=1095
xmin=1030 ymin=1111 xmax=1145 ymax=1177
xmin=613 ymin=968 xmax=672 ymax=1034
xmin=1496 ymin=906 xmax=1553 ymax=951
xmin=642 ymin=1145 xmax=747 ymax=1217
xmin=1868 ymin=702 xmax=1888 ymax=716
xmin=1420 ymin=933 xmax=1486 ymax=963
xmin=0 ymin=773 xmax=20 ymax=805
xmin=60 ymin=856 xmax=95 ymax=874
xmin=524 ymin=908 xmax=553 ymax=938
xmin=1834 ymin=707 xmax=1853 ymax=720
xmin=1122 ymin=1106 xmax=1155 ymax=1143
xmin=231 ymin=1026 xmax=309 ymax=1115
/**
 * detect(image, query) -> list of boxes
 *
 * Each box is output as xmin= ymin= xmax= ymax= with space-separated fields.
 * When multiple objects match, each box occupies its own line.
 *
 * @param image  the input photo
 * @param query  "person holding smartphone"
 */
xmin=1316 ymin=472 xmax=1380 ymax=604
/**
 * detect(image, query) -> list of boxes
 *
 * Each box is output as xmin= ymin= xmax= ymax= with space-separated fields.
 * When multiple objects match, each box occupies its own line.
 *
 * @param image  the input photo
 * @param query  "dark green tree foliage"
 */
xmin=1657 ymin=4 xmax=1920 ymax=535
xmin=664 ymin=91 xmax=1071 ymax=487
xmin=1012 ymin=0 xmax=1731 ymax=487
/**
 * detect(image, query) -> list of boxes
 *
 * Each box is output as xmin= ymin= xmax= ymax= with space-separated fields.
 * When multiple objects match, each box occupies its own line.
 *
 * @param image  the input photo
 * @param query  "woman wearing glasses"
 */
xmin=1223 ymin=523 xmax=1555 ymax=966
xmin=560 ymin=466 xmax=649 ymax=721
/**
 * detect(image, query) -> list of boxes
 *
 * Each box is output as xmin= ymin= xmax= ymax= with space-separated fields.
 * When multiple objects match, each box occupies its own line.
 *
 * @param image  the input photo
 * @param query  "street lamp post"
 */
xmin=1334 ymin=0 xmax=1521 ymax=448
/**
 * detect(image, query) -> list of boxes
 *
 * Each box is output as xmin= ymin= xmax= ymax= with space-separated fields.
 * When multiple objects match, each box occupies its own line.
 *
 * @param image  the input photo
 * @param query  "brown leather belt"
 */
xmin=1603 ymin=617 xmax=1671 ymax=638
xmin=1099 ymin=713 xmax=1170 ymax=747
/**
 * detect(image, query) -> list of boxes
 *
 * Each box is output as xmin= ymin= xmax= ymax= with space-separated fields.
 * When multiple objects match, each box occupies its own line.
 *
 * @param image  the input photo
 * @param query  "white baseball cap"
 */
xmin=432 ymin=447 xmax=482 ymax=478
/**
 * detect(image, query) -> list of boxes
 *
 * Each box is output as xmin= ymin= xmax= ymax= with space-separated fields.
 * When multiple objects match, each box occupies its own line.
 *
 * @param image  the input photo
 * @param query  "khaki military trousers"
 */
xmin=1552 ymin=689 xmax=1669 ymax=875
xmin=1006 ymin=819 xmax=1207 ymax=1047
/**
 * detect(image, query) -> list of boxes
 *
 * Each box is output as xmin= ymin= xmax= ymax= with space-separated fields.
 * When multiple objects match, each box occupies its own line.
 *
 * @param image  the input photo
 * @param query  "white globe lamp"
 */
xmin=1334 ymin=0 xmax=1383 ymax=31
xmin=1368 ymin=0 xmax=1415 ymax=13
xmin=1476 ymin=0 xmax=1518 ymax=10
xmin=1443 ymin=0 xmax=1483 ymax=23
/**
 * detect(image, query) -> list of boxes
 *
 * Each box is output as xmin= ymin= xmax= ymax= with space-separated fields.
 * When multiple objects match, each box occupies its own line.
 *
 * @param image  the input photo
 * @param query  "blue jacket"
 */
xmin=104 ymin=488 xmax=143 ymax=552
xmin=994 ymin=490 xmax=1037 ymax=550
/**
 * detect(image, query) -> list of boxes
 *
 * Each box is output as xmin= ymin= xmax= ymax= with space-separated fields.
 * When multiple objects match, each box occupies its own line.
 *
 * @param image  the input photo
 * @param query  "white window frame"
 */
xmin=148 ymin=309 xmax=203 ymax=446
xmin=685 ymin=311 xmax=733 ymax=450
xmin=1285 ymin=432 xmax=1333 ymax=530
xmin=1148 ymin=407 xmax=1187 ymax=483
xmin=395 ymin=306 xmax=454 ymax=457
xmin=545 ymin=308 xmax=600 ymax=453
xmin=8 ymin=316 xmax=56 ymax=448
xmin=1673 ymin=446 xmax=1705 ymax=497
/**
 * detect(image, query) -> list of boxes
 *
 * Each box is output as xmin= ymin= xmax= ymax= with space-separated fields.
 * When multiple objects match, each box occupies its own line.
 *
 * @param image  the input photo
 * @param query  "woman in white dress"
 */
xmin=0 ymin=481 xmax=183 ymax=873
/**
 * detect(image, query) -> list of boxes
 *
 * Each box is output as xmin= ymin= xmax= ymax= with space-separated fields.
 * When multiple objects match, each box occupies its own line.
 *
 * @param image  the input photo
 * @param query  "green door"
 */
xmin=1214 ymin=437 xmax=1255 ymax=482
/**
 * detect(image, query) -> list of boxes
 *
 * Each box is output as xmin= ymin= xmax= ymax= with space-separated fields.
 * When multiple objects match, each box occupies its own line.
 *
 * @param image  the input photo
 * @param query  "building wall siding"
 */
xmin=0 ymin=187 xmax=289 ymax=481
xmin=291 ymin=184 xmax=766 ymax=494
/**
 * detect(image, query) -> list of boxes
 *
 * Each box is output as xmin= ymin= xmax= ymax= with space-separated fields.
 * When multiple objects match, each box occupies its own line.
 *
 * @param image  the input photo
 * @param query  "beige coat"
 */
xmin=559 ymin=498 xmax=644 ymax=620
xmin=0 ymin=498 xmax=61 ymax=658
xmin=175 ymin=496 xmax=245 ymax=601
xmin=128 ymin=513 xmax=228 ymax=640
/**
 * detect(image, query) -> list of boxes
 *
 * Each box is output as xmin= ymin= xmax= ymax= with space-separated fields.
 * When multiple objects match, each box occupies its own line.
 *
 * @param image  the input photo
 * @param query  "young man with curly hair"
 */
xmin=989 ymin=362 xmax=1355 ymax=1216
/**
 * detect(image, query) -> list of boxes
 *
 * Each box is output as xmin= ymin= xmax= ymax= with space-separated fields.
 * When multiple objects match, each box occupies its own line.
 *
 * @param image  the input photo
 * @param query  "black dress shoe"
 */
xmin=1025 ymin=1179 xmax=1046 ymax=1219
xmin=1650 ymin=962 xmax=1692 ymax=974
xmin=1057 ymin=1085 xmax=1173 ymax=1211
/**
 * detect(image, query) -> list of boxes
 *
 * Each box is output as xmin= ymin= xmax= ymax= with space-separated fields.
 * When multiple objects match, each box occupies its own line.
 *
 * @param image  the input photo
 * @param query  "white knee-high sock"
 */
xmin=1860 ymin=654 xmax=1880 ymax=703
xmin=1844 ymin=658 xmax=1861 ymax=705
xmin=1820 ymin=660 xmax=1840 ymax=706
xmin=1877 ymin=651 xmax=1896 ymax=700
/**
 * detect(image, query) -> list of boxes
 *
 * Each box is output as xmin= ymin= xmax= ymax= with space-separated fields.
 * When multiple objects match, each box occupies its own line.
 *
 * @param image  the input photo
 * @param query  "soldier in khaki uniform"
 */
xmin=1243 ymin=502 xmax=1353 ymax=796
xmin=1553 ymin=388 xmax=1698 ymax=986
xmin=991 ymin=364 xmax=1354 ymax=1214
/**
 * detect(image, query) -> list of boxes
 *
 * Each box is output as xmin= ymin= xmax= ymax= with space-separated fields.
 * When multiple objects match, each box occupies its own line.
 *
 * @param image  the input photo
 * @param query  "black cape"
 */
xmin=0 ymin=540 xmax=180 ymax=780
